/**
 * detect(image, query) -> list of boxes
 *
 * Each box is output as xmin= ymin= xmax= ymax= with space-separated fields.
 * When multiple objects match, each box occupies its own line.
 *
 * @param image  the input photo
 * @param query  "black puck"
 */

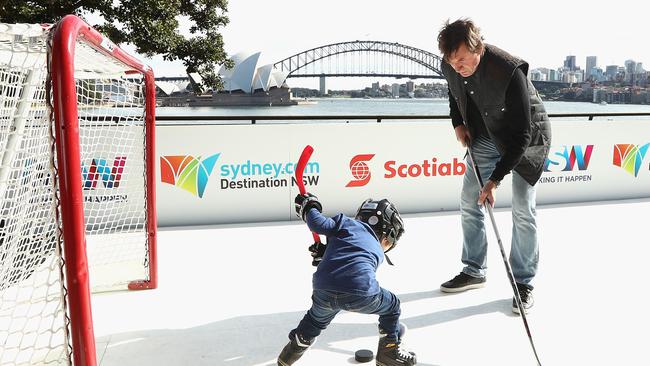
xmin=355 ymin=349 xmax=374 ymax=363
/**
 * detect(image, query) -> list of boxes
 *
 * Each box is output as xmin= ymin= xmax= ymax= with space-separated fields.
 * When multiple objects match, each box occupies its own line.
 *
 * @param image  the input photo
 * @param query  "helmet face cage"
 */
xmin=355 ymin=199 xmax=404 ymax=251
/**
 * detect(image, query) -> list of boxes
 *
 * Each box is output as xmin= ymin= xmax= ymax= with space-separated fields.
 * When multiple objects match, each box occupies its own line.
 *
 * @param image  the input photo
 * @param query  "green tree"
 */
xmin=0 ymin=0 xmax=232 ymax=92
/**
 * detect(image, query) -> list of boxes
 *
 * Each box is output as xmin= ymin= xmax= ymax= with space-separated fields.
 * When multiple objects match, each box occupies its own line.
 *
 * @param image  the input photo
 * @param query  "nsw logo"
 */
xmin=160 ymin=154 xmax=220 ymax=197
xmin=82 ymin=157 xmax=126 ymax=190
xmin=544 ymin=145 xmax=593 ymax=172
xmin=346 ymin=154 xmax=375 ymax=187
xmin=613 ymin=143 xmax=650 ymax=177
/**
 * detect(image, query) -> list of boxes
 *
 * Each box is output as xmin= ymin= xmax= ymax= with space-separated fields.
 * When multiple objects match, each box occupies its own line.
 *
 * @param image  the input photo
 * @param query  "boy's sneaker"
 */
xmin=277 ymin=332 xmax=315 ymax=366
xmin=512 ymin=283 xmax=534 ymax=314
xmin=376 ymin=337 xmax=417 ymax=366
xmin=440 ymin=272 xmax=486 ymax=293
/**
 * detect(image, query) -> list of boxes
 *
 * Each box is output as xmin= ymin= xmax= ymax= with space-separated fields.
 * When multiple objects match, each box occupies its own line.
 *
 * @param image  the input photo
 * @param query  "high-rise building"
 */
xmin=391 ymin=83 xmax=400 ymax=98
xmin=625 ymin=60 xmax=637 ymax=83
xmin=636 ymin=63 xmax=644 ymax=73
xmin=586 ymin=56 xmax=597 ymax=80
xmin=530 ymin=69 xmax=544 ymax=81
xmin=605 ymin=65 xmax=618 ymax=81
xmin=564 ymin=55 xmax=577 ymax=71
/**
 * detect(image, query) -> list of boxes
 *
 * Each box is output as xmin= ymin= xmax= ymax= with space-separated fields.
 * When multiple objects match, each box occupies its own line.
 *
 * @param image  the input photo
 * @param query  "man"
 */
xmin=436 ymin=18 xmax=551 ymax=314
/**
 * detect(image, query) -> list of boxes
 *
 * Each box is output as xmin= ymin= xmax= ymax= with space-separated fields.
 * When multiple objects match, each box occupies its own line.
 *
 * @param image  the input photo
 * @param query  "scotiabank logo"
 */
xmin=544 ymin=145 xmax=594 ymax=172
xmin=346 ymin=154 xmax=375 ymax=187
xmin=613 ymin=143 xmax=650 ymax=177
xmin=385 ymin=158 xmax=465 ymax=178
xmin=346 ymin=153 xmax=465 ymax=187
xmin=81 ymin=157 xmax=126 ymax=190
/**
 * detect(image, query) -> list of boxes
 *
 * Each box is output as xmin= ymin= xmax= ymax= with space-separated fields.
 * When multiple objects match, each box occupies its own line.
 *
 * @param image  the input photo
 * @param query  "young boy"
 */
xmin=278 ymin=193 xmax=417 ymax=366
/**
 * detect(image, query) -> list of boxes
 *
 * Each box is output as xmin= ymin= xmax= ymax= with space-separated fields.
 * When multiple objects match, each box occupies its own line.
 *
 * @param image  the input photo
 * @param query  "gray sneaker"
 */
xmin=512 ymin=283 xmax=534 ymax=314
xmin=440 ymin=272 xmax=486 ymax=293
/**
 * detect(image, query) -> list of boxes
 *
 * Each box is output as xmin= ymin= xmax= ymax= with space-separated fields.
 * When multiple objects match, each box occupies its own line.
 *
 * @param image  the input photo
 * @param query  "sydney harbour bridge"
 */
xmin=156 ymin=40 xmax=445 ymax=93
xmin=272 ymin=41 xmax=444 ymax=91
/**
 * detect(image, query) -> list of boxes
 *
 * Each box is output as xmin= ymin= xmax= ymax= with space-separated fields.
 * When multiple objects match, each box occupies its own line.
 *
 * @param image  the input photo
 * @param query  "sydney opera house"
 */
xmin=157 ymin=51 xmax=297 ymax=106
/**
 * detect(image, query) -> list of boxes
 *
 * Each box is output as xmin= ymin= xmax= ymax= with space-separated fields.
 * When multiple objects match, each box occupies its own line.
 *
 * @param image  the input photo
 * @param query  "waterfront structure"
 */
xmin=218 ymin=51 xmax=288 ymax=94
xmin=158 ymin=51 xmax=297 ymax=106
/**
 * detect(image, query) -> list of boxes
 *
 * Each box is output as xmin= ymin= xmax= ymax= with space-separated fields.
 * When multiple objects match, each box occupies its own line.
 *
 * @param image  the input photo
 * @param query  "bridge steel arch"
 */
xmin=273 ymin=41 xmax=445 ymax=79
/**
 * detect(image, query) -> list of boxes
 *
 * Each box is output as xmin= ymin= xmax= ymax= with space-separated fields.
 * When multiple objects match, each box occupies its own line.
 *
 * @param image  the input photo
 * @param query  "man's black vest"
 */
xmin=442 ymin=44 xmax=552 ymax=186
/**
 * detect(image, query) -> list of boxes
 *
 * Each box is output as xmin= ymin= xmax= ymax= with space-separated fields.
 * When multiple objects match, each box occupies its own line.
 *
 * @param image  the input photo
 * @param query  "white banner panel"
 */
xmin=155 ymin=120 xmax=650 ymax=226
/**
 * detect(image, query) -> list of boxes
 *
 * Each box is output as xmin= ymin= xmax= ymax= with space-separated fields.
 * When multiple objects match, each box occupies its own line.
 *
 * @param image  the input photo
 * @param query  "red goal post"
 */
xmin=1 ymin=15 xmax=157 ymax=365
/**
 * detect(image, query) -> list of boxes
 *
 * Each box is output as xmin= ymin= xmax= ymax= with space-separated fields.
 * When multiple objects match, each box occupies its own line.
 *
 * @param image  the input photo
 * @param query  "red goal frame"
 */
xmin=49 ymin=15 xmax=158 ymax=365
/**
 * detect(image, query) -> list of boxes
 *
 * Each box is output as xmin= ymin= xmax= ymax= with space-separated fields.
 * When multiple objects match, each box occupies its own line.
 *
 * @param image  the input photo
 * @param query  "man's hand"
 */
xmin=478 ymin=179 xmax=499 ymax=207
xmin=295 ymin=193 xmax=323 ymax=221
xmin=454 ymin=125 xmax=472 ymax=147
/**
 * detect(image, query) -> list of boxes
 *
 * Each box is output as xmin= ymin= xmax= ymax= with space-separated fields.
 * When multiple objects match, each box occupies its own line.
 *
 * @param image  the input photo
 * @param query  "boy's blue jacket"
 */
xmin=305 ymin=208 xmax=384 ymax=296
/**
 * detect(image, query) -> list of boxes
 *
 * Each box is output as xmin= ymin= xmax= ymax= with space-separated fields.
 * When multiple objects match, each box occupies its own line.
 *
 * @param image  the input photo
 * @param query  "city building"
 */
xmin=586 ymin=56 xmax=597 ymax=81
xmin=564 ymin=55 xmax=577 ymax=71
xmin=391 ymin=83 xmax=400 ymax=98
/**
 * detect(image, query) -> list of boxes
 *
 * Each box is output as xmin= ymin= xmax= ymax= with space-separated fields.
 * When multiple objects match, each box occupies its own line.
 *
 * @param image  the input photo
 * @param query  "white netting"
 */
xmin=1 ymin=21 xmax=153 ymax=365
xmin=73 ymin=37 xmax=150 ymax=293
xmin=0 ymin=23 xmax=68 ymax=366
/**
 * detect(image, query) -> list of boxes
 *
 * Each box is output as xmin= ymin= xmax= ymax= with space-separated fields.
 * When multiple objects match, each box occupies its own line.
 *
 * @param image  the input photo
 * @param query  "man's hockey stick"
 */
xmin=295 ymin=145 xmax=322 ymax=246
xmin=466 ymin=146 xmax=542 ymax=366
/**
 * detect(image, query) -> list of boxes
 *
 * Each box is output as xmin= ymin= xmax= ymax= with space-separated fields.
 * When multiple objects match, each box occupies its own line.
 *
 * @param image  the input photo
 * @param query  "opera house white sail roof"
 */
xmin=217 ymin=51 xmax=288 ymax=93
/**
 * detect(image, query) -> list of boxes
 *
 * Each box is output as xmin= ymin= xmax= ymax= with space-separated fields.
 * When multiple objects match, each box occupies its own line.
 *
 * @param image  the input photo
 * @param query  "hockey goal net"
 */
xmin=0 ymin=15 xmax=157 ymax=365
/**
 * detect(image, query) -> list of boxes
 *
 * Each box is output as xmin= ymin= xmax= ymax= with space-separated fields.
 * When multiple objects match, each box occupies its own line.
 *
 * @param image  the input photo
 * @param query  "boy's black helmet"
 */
xmin=355 ymin=198 xmax=404 ymax=251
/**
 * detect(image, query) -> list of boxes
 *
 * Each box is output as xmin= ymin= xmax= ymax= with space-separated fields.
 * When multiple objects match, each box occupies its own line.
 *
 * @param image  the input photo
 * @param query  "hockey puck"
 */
xmin=355 ymin=349 xmax=374 ymax=363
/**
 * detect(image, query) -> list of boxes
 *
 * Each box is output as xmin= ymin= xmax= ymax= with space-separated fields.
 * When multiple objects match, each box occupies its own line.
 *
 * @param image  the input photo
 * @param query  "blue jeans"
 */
xmin=293 ymin=288 xmax=401 ymax=341
xmin=460 ymin=136 xmax=539 ymax=287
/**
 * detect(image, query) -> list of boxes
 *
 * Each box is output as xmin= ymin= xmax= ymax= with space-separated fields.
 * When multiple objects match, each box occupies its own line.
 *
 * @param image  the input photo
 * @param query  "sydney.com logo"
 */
xmin=613 ymin=143 xmax=650 ymax=177
xmin=160 ymin=154 xmax=221 ymax=198
xmin=160 ymin=154 xmax=320 ymax=198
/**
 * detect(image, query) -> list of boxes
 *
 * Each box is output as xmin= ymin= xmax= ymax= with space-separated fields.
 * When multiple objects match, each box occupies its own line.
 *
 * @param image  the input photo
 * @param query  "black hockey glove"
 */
xmin=309 ymin=242 xmax=326 ymax=266
xmin=294 ymin=193 xmax=322 ymax=221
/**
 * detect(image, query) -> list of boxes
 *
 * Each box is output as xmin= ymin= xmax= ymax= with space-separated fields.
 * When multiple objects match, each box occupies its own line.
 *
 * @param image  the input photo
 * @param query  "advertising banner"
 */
xmin=155 ymin=120 xmax=650 ymax=226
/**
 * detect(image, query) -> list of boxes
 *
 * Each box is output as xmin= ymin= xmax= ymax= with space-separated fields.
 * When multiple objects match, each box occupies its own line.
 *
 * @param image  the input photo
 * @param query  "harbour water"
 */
xmin=156 ymin=98 xmax=650 ymax=118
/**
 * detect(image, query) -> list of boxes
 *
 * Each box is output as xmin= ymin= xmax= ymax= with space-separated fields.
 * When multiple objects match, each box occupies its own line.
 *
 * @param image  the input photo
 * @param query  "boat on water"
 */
xmin=296 ymin=98 xmax=318 ymax=105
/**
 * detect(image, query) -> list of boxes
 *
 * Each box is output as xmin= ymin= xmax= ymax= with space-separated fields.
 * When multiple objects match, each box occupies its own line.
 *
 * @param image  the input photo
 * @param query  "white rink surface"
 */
xmin=92 ymin=198 xmax=650 ymax=366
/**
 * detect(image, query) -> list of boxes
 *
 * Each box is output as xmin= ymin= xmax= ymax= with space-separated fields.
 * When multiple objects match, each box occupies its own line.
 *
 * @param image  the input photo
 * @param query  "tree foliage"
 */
xmin=0 ymin=0 xmax=232 ymax=92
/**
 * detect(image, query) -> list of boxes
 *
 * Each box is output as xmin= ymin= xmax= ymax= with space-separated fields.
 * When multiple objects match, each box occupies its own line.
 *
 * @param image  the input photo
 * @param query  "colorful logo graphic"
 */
xmin=346 ymin=154 xmax=375 ymax=187
xmin=544 ymin=145 xmax=594 ymax=172
xmin=81 ymin=157 xmax=126 ymax=190
xmin=160 ymin=154 xmax=220 ymax=197
xmin=613 ymin=143 xmax=650 ymax=177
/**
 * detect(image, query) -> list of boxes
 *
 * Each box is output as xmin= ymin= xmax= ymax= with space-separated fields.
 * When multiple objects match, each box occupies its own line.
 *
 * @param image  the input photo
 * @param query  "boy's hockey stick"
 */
xmin=295 ymin=145 xmax=323 ymax=263
xmin=466 ymin=146 xmax=542 ymax=366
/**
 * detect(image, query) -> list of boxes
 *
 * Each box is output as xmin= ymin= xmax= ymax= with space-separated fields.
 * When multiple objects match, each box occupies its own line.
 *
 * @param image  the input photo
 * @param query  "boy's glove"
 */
xmin=295 ymin=193 xmax=322 ymax=221
xmin=309 ymin=242 xmax=326 ymax=266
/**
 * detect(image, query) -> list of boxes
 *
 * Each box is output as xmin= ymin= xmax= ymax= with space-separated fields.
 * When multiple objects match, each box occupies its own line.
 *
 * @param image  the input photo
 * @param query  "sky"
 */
xmin=129 ymin=0 xmax=648 ymax=90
